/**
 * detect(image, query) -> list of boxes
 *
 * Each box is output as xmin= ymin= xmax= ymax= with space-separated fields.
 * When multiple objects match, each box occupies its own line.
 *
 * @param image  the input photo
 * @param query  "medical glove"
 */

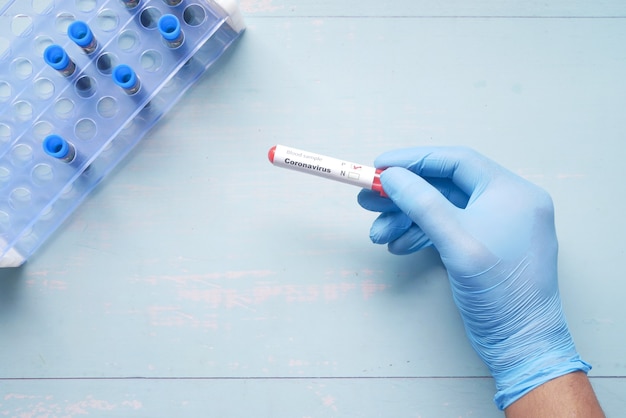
xmin=357 ymin=146 xmax=590 ymax=410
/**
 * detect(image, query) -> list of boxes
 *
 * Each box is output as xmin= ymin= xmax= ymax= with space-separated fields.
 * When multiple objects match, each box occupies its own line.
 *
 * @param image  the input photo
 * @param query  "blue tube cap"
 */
xmin=158 ymin=14 xmax=181 ymax=41
xmin=112 ymin=64 xmax=138 ymax=89
xmin=68 ymin=21 xmax=94 ymax=47
xmin=43 ymin=45 xmax=70 ymax=71
xmin=43 ymin=134 xmax=70 ymax=159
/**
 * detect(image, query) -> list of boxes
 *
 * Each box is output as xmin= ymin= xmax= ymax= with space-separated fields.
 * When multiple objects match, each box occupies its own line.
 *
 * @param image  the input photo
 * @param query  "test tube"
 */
xmin=43 ymin=45 xmax=76 ymax=77
xmin=68 ymin=21 xmax=98 ymax=54
xmin=158 ymin=14 xmax=184 ymax=48
xmin=120 ymin=0 xmax=140 ymax=8
xmin=43 ymin=135 xmax=76 ymax=164
xmin=113 ymin=64 xmax=141 ymax=95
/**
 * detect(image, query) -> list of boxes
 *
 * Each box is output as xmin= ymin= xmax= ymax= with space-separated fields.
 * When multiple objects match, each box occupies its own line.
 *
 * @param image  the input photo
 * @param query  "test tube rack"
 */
xmin=0 ymin=0 xmax=245 ymax=267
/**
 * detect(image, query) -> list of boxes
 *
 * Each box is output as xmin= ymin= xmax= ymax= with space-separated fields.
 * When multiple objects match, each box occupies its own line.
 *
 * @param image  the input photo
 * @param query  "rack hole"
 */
xmin=32 ymin=0 xmax=55 ymax=14
xmin=75 ymin=118 xmax=97 ymax=140
xmin=141 ymin=50 xmax=162 ymax=72
xmin=0 ymin=211 xmax=10 ymax=231
xmin=14 ymin=101 xmax=33 ymax=121
xmin=12 ymin=15 xmax=34 ymax=37
xmin=97 ymin=96 xmax=119 ymax=118
xmin=76 ymin=0 xmax=97 ymax=12
xmin=75 ymin=75 xmax=96 ymax=98
xmin=0 ymin=167 xmax=11 ymax=189
xmin=33 ymin=121 xmax=53 ymax=140
xmin=39 ymin=205 xmax=54 ymax=221
xmin=0 ymin=123 xmax=11 ymax=143
xmin=35 ymin=78 xmax=55 ymax=100
xmin=140 ymin=7 xmax=162 ymax=29
xmin=60 ymin=184 xmax=75 ymax=199
xmin=96 ymin=9 xmax=119 ymax=32
xmin=0 ymin=81 xmax=11 ymax=102
xmin=184 ymin=5 xmax=206 ymax=26
xmin=118 ymin=30 xmax=139 ymax=52
xmin=11 ymin=144 xmax=33 ymax=166
xmin=56 ymin=13 xmax=76 ymax=34
xmin=10 ymin=188 xmax=33 ymax=209
xmin=54 ymin=98 xmax=75 ymax=119
xmin=96 ymin=52 xmax=117 ymax=74
xmin=12 ymin=58 xmax=33 ymax=80
xmin=32 ymin=164 xmax=55 ymax=185
xmin=34 ymin=35 xmax=54 ymax=55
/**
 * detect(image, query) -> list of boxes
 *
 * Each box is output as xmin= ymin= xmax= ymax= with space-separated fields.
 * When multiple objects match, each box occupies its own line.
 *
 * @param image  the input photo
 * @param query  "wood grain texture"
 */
xmin=1 ymin=0 xmax=625 ymax=416
xmin=0 ymin=378 xmax=624 ymax=417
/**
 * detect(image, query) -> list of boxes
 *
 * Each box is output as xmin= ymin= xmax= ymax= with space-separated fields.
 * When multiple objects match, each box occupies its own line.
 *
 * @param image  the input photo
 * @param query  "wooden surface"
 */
xmin=1 ymin=0 xmax=626 ymax=416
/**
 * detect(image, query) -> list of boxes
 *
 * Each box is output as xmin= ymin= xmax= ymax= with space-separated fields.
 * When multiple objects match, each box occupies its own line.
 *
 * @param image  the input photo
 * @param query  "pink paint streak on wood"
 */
xmin=1 ymin=395 xmax=143 ymax=416
xmin=133 ymin=270 xmax=275 ymax=286
xmin=64 ymin=397 xmax=116 ymax=414
xmin=177 ymin=288 xmax=254 ymax=309
xmin=178 ymin=280 xmax=387 ymax=307
xmin=322 ymin=394 xmax=338 ymax=410
xmin=146 ymin=305 xmax=219 ymax=329
xmin=361 ymin=280 xmax=387 ymax=300
xmin=4 ymin=393 xmax=39 ymax=400
xmin=25 ymin=279 xmax=68 ymax=291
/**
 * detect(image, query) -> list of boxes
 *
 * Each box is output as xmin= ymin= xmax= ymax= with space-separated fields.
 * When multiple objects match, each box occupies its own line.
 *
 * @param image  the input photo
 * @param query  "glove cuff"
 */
xmin=493 ymin=355 xmax=591 ymax=410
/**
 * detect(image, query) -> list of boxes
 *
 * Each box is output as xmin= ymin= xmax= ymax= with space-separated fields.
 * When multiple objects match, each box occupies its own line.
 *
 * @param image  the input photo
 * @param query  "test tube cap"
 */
xmin=43 ymin=45 xmax=70 ymax=71
xmin=112 ymin=64 xmax=138 ymax=90
xmin=68 ymin=21 xmax=94 ymax=48
xmin=268 ymin=145 xmax=276 ymax=163
xmin=43 ymin=134 xmax=71 ymax=159
xmin=158 ymin=14 xmax=182 ymax=41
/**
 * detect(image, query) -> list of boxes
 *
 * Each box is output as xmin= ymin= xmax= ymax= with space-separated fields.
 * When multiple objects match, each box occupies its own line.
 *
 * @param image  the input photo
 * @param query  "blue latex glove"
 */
xmin=358 ymin=146 xmax=591 ymax=410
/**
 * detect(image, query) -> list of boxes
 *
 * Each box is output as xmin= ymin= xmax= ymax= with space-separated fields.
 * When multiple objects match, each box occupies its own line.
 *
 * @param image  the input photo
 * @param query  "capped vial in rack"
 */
xmin=120 ymin=0 xmax=141 ymax=8
xmin=113 ymin=64 xmax=141 ymax=95
xmin=43 ymin=45 xmax=76 ymax=77
xmin=0 ymin=0 xmax=246 ymax=268
xmin=68 ymin=21 xmax=98 ymax=54
xmin=158 ymin=15 xmax=184 ymax=48
xmin=43 ymin=135 xmax=76 ymax=164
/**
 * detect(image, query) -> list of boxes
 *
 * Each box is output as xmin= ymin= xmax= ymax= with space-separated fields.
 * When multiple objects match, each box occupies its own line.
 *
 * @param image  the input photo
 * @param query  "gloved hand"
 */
xmin=357 ymin=146 xmax=590 ymax=410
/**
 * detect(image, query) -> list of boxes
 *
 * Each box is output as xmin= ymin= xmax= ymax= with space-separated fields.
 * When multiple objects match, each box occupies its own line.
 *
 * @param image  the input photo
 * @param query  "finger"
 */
xmin=426 ymin=177 xmax=469 ymax=209
xmin=387 ymin=224 xmax=433 ymax=255
xmin=357 ymin=178 xmax=468 ymax=212
xmin=380 ymin=167 xmax=461 ymax=249
xmin=369 ymin=212 xmax=413 ymax=244
xmin=375 ymin=146 xmax=500 ymax=198
xmin=357 ymin=189 xmax=400 ymax=212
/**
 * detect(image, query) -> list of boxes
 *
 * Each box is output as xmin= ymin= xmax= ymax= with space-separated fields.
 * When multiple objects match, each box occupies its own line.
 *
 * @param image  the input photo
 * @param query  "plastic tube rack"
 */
xmin=0 ymin=0 xmax=245 ymax=267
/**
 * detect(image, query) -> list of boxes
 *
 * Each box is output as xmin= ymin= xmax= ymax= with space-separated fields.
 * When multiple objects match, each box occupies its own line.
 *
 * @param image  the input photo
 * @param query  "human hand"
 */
xmin=357 ymin=146 xmax=590 ymax=410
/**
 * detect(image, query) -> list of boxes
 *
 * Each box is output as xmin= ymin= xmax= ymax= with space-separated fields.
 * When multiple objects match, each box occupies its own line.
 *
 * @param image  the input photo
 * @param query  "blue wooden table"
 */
xmin=1 ymin=1 xmax=625 ymax=416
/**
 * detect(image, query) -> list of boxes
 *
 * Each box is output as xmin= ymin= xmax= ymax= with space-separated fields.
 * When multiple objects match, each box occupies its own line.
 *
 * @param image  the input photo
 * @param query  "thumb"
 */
xmin=380 ymin=167 xmax=462 ymax=250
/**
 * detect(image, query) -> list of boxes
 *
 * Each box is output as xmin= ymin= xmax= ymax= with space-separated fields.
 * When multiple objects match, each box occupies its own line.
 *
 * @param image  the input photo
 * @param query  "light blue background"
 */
xmin=1 ymin=1 xmax=625 ymax=416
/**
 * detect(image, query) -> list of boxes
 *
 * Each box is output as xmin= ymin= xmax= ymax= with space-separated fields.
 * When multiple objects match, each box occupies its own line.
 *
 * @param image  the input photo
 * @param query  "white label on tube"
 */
xmin=272 ymin=145 xmax=377 ymax=189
